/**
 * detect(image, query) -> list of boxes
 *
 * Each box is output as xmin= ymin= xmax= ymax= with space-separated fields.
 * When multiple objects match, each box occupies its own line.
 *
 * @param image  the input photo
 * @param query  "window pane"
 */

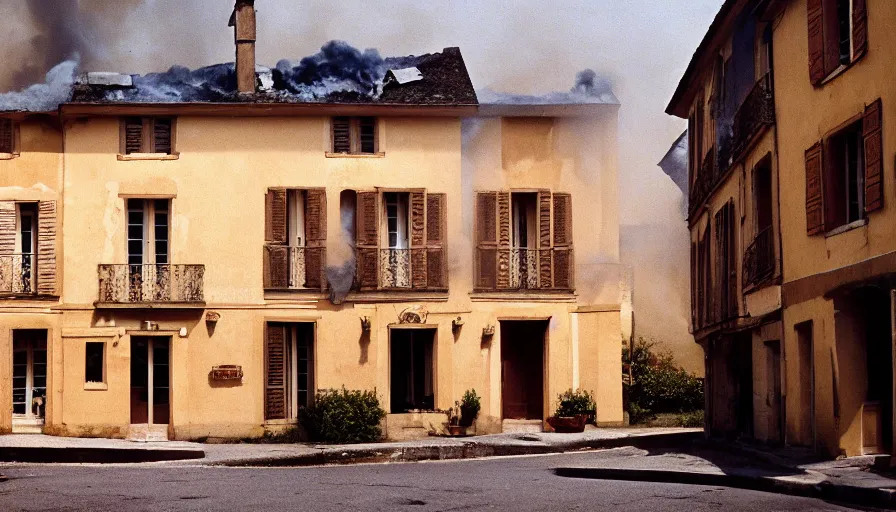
xmin=359 ymin=117 xmax=376 ymax=153
xmin=85 ymin=342 xmax=104 ymax=383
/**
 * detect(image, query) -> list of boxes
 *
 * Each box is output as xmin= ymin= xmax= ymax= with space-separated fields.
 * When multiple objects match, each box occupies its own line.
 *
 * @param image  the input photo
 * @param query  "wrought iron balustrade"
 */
xmin=380 ymin=248 xmax=413 ymax=288
xmin=97 ymin=264 xmax=205 ymax=304
xmin=477 ymin=247 xmax=573 ymax=291
xmin=689 ymin=146 xmax=716 ymax=213
xmin=0 ymin=253 xmax=34 ymax=294
xmin=375 ymin=248 xmax=445 ymax=290
xmin=743 ymin=227 xmax=775 ymax=288
xmin=263 ymin=245 xmax=325 ymax=290
xmin=732 ymin=72 xmax=775 ymax=160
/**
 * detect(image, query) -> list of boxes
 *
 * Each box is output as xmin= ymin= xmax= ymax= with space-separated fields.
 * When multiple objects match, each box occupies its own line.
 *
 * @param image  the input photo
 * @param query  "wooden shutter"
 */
xmin=37 ymin=201 xmax=57 ymax=295
xmin=332 ymin=117 xmax=351 ymax=153
xmin=727 ymin=202 xmax=737 ymax=318
xmin=496 ymin=191 xmax=512 ymax=289
xmin=805 ymin=142 xmax=825 ymax=235
xmin=356 ymin=191 xmax=379 ymax=290
xmin=807 ymin=0 xmax=826 ymax=85
xmin=852 ymin=0 xmax=868 ymax=59
xmin=475 ymin=192 xmax=498 ymax=289
xmin=409 ymin=190 xmax=427 ymax=289
xmin=264 ymin=323 xmax=287 ymax=420
xmin=152 ymin=118 xmax=173 ymax=154
xmin=124 ymin=117 xmax=144 ymax=154
xmin=0 ymin=119 xmax=12 ymax=153
xmin=0 ymin=201 xmax=15 ymax=256
xmin=263 ymin=188 xmax=288 ymax=289
xmin=552 ymin=193 xmax=573 ymax=290
xmin=304 ymin=188 xmax=327 ymax=290
xmin=426 ymin=193 xmax=446 ymax=289
xmin=537 ymin=190 xmax=552 ymax=288
xmin=863 ymin=99 xmax=884 ymax=213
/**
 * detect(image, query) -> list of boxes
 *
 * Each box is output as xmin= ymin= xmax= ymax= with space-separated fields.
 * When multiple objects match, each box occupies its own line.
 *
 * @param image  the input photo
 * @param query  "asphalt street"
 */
xmin=0 ymin=451 xmax=866 ymax=511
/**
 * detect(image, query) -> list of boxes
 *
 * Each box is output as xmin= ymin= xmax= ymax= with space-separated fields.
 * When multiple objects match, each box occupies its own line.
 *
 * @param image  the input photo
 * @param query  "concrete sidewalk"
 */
xmin=555 ymin=444 xmax=896 ymax=509
xmin=0 ymin=435 xmax=205 ymax=464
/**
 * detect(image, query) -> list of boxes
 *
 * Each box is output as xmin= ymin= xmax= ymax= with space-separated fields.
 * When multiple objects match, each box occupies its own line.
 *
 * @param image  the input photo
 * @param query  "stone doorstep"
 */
xmin=502 ymin=419 xmax=544 ymax=434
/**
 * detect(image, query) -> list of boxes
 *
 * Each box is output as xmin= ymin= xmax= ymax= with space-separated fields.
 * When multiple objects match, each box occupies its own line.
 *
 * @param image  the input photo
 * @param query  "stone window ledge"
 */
xmin=117 ymin=152 xmax=180 ymax=161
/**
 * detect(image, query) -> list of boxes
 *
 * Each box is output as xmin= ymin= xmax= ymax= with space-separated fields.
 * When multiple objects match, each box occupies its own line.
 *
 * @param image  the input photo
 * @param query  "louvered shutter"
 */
xmin=37 ymin=201 xmax=57 ymax=295
xmin=426 ymin=193 xmax=446 ymax=289
xmin=475 ymin=192 xmax=498 ymax=290
xmin=0 ymin=201 xmax=14 ymax=255
xmin=552 ymin=193 xmax=573 ymax=290
xmin=537 ymin=190 xmax=552 ymax=288
xmin=496 ymin=191 xmax=512 ymax=289
xmin=359 ymin=117 xmax=376 ymax=154
xmin=863 ymin=99 xmax=883 ymax=214
xmin=152 ymin=118 xmax=173 ymax=154
xmin=805 ymin=142 xmax=825 ymax=235
xmin=332 ymin=117 xmax=351 ymax=153
xmin=263 ymin=188 xmax=288 ymax=288
xmin=264 ymin=323 xmax=287 ymax=420
xmin=409 ymin=190 xmax=427 ymax=289
xmin=727 ymin=203 xmax=737 ymax=318
xmin=124 ymin=117 xmax=144 ymax=154
xmin=304 ymin=188 xmax=327 ymax=290
xmin=0 ymin=119 xmax=13 ymax=153
xmin=853 ymin=0 xmax=868 ymax=59
xmin=807 ymin=0 xmax=826 ymax=85
xmin=356 ymin=191 xmax=379 ymax=290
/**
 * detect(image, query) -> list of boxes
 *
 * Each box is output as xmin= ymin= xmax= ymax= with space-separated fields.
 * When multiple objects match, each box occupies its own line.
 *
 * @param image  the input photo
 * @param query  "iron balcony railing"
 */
xmin=689 ymin=146 xmax=716 ymax=213
xmin=376 ymin=248 xmax=446 ymax=290
xmin=97 ymin=264 xmax=205 ymax=304
xmin=743 ymin=227 xmax=776 ymax=288
xmin=732 ymin=72 xmax=775 ymax=161
xmin=477 ymin=247 xmax=573 ymax=291
xmin=0 ymin=253 xmax=34 ymax=294
xmin=263 ymin=245 xmax=326 ymax=290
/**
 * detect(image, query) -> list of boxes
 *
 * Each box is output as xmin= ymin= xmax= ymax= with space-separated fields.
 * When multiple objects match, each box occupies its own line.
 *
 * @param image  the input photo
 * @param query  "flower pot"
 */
xmin=448 ymin=425 xmax=467 ymax=436
xmin=547 ymin=415 xmax=587 ymax=433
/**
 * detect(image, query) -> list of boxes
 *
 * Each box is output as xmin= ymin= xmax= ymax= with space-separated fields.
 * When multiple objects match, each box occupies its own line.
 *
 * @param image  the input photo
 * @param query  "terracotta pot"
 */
xmin=547 ymin=415 xmax=587 ymax=433
xmin=448 ymin=425 xmax=467 ymax=436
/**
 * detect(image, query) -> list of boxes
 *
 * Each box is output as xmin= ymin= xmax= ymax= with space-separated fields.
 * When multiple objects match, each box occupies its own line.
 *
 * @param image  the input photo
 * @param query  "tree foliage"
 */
xmin=624 ymin=338 xmax=704 ymax=418
xmin=300 ymin=387 xmax=387 ymax=443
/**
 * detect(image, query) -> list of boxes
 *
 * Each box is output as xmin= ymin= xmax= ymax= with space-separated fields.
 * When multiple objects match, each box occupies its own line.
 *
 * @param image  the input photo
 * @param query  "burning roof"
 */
xmin=67 ymin=42 xmax=477 ymax=107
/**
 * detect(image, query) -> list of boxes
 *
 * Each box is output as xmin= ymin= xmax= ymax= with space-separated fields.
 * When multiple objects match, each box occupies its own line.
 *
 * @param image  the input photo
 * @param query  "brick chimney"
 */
xmin=229 ymin=0 xmax=257 ymax=94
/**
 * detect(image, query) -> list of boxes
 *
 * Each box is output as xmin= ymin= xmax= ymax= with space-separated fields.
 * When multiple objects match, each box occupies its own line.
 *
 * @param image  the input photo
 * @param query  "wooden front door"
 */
xmin=130 ymin=337 xmax=170 ymax=425
xmin=501 ymin=321 xmax=546 ymax=420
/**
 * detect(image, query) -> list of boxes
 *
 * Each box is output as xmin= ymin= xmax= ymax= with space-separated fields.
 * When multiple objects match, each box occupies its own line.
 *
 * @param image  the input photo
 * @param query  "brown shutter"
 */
xmin=552 ymin=193 xmax=573 ymax=290
xmin=124 ymin=117 xmax=143 ymax=154
xmin=0 ymin=119 xmax=12 ymax=153
xmin=863 ymin=99 xmax=884 ymax=213
xmin=805 ymin=142 xmax=825 ymax=235
xmin=496 ymin=191 xmax=512 ymax=289
xmin=475 ymin=192 xmax=498 ymax=289
xmin=332 ymin=117 xmax=351 ymax=153
xmin=426 ymin=193 xmax=446 ymax=289
xmin=537 ymin=190 xmax=552 ymax=288
xmin=822 ymin=0 xmax=841 ymax=77
xmin=264 ymin=323 xmax=287 ymax=421
xmin=853 ymin=0 xmax=868 ymax=59
xmin=0 ymin=201 xmax=14 ymax=255
xmin=807 ymin=0 xmax=826 ymax=85
xmin=690 ymin=241 xmax=698 ymax=328
xmin=356 ymin=191 xmax=379 ymax=290
xmin=263 ymin=189 xmax=288 ymax=289
xmin=36 ymin=200 xmax=57 ymax=295
xmin=727 ymin=202 xmax=737 ymax=318
xmin=304 ymin=188 xmax=327 ymax=290
xmin=152 ymin=118 xmax=173 ymax=154
xmin=409 ymin=190 xmax=427 ymax=289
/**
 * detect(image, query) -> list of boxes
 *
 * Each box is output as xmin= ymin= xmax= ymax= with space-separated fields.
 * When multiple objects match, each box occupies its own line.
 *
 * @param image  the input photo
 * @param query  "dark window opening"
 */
xmin=390 ymin=329 xmax=434 ymax=413
xmin=836 ymin=0 xmax=852 ymax=65
xmin=754 ymin=158 xmax=774 ymax=233
xmin=825 ymin=120 xmax=864 ymax=229
xmin=85 ymin=342 xmax=105 ymax=384
xmin=0 ymin=118 xmax=14 ymax=153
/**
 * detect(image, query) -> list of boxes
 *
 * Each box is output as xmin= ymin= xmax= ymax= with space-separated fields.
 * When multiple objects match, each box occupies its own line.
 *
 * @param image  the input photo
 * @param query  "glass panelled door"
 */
xmin=130 ymin=337 xmax=170 ymax=425
xmin=11 ymin=330 xmax=47 ymax=420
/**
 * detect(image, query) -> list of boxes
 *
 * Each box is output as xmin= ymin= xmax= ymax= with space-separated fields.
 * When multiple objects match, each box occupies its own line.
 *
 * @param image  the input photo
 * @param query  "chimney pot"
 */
xmin=230 ymin=0 xmax=257 ymax=94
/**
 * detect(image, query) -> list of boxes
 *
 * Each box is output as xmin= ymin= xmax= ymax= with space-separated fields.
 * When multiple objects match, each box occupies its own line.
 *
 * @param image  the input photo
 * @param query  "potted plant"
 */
xmin=547 ymin=389 xmax=596 ymax=433
xmin=459 ymin=389 xmax=481 ymax=428
xmin=447 ymin=401 xmax=466 ymax=436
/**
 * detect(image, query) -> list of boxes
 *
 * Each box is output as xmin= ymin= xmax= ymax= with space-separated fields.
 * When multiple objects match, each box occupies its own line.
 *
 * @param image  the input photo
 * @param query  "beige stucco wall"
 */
xmin=1 ymin=109 xmax=625 ymax=440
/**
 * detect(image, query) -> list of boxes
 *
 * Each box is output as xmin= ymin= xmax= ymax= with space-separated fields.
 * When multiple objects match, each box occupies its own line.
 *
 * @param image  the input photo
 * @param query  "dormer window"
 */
xmin=331 ymin=117 xmax=378 ymax=155
xmin=120 ymin=117 xmax=175 ymax=156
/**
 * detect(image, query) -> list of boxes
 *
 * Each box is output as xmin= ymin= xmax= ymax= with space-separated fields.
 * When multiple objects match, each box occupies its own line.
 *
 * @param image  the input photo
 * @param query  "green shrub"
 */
xmin=299 ymin=387 xmax=386 ymax=443
xmin=624 ymin=338 xmax=704 ymax=424
xmin=679 ymin=410 xmax=705 ymax=428
xmin=554 ymin=389 xmax=596 ymax=417
xmin=459 ymin=389 xmax=481 ymax=427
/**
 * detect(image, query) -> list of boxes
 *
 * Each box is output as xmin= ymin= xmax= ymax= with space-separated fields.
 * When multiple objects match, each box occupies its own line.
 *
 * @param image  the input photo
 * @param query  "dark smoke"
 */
xmin=274 ymin=41 xmax=386 ymax=98
xmin=12 ymin=1 xmax=90 ymax=88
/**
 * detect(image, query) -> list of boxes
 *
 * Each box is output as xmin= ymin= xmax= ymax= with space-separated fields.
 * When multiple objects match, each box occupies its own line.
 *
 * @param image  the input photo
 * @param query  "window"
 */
xmin=14 ymin=203 xmax=36 ymax=294
xmin=390 ymin=329 xmax=435 ymax=413
xmin=85 ymin=342 xmax=105 ymax=384
xmin=331 ymin=117 xmax=377 ymax=155
xmin=714 ymin=201 xmax=737 ymax=322
xmin=264 ymin=323 xmax=314 ymax=421
xmin=384 ymin=192 xmax=409 ymax=249
xmin=263 ymin=188 xmax=326 ymax=290
xmin=121 ymin=117 xmax=175 ymax=155
xmin=0 ymin=201 xmax=56 ymax=295
xmin=511 ymin=193 xmax=538 ymax=289
xmin=829 ymin=120 xmax=865 ymax=227
xmin=382 ymin=192 xmax=411 ymax=287
xmin=127 ymin=199 xmax=170 ymax=265
xmin=0 ymin=118 xmax=14 ymax=154
xmin=808 ymin=0 xmax=868 ymax=84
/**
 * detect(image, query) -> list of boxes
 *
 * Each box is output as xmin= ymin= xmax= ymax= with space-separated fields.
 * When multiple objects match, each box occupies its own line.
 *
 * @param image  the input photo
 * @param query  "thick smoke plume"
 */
xmin=275 ymin=41 xmax=386 ymax=99
xmin=0 ymin=60 xmax=78 ymax=112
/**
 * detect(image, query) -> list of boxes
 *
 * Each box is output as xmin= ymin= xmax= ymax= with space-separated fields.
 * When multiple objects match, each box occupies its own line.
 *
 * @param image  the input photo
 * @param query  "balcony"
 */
xmin=97 ymin=264 xmax=205 ymax=306
xmin=263 ymin=245 xmax=325 ymax=291
xmin=0 ymin=253 xmax=34 ymax=295
xmin=732 ymin=72 xmax=775 ymax=162
xmin=743 ymin=227 xmax=775 ymax=289
xmin=378 ymin=248 xmax=445 ymax=290
xmin=688 ymin=146 xmax=716 ymax=214
xmin=476 ymin=247 xmax=573 ymax=292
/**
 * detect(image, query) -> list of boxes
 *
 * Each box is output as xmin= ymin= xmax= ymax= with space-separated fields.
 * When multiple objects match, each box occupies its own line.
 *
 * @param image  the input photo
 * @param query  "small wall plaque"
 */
xmin=210 ymin=365 xmax=243 ymax=381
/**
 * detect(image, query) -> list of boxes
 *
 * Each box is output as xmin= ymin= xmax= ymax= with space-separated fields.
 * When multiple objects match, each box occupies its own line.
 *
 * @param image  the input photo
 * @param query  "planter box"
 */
xmin=547 ymin=415 xmax=587 ymax=433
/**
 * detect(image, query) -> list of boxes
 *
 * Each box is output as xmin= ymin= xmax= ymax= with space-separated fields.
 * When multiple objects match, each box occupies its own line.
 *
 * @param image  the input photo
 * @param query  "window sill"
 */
xmin=84 ymin=382 xmax=108 ymax=391
xmin=117 ymin=152 xmax=180 ymax=161
xmin=470 ymin=291 xmax=577 ymax=302
xmin=818 ymin=53 xmax=865 ymax=87
xmin=824 ymin=218 xmax=867 ymax=238
xmin=0 ymin=152 xmax=20 ymax=160
xmin=325 ymin=152 xmax=385 ymax=159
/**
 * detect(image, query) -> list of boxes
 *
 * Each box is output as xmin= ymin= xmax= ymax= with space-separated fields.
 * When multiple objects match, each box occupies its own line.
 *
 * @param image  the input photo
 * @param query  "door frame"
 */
xmin=498 ymin=319 xmax=549 ymax=421
xmin=387 ymin=324 xmax=439 ymax=415
xmin=130 ymin=335 xmax=171 ymax=426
